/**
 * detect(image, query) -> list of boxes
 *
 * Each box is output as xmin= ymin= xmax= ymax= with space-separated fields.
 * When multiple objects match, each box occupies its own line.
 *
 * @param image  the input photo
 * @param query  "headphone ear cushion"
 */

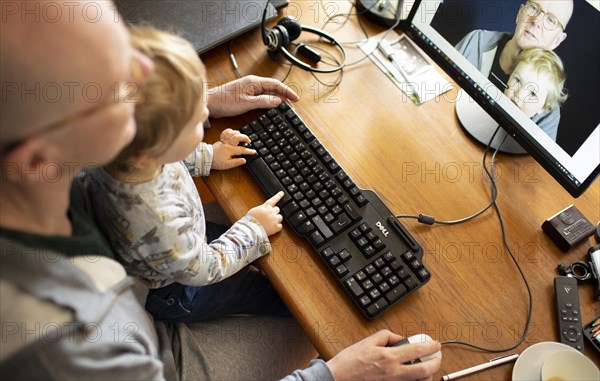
xmin=277 ymin=16 xmax=302 ymax=41
xmin=271 ymin=25 xmax=290 ymax=51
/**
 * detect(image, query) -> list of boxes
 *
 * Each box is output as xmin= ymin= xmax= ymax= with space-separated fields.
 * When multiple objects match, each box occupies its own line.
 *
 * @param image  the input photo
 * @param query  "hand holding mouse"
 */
xmin=247 ymin=192 xmax=285 ymax=236
xmin=326 ymin=330 xmax=441 ymax=381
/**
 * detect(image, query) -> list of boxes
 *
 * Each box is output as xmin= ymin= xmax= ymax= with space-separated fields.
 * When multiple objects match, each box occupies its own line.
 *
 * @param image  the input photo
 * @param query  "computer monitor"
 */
xmin=403 ymin=0 xmax=600 ymax=197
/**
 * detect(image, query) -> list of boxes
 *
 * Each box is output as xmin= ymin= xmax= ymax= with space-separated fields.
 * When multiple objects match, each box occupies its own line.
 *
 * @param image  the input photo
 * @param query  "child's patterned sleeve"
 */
xmin=138 ymin=208 xmax=271 ymax=287
xmin=184 ymin=143 xmax=214 ymax=177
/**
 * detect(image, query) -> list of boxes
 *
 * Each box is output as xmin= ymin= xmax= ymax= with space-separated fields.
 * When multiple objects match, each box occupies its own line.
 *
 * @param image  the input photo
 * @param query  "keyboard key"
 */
xmin=355 ymin=271 xmax=367 ymax=282
xmin=312 ymin=215 xmax=333 ymax=240
xmin=345 ymin=278 xmax=364 ymax=297
xmin=372 ymin=273 xmax=383 ymax=284
xmin=297 ymin=220 xmax=315 ymax=235
xmin=354 ymin=193 xmax=368 ymax=206
xmin=386 ymin=285 xmax=408 ymax=303
xmin=281 ymin=201 xmax=299 ymax=216
xmin=379 ymin=282 xmax=390 ymax=293
xmin=417 ymin=268 xmax=431 ymax=281
xmin=367 ymin=298 xmax=389 ymax=317
xmin=321 ymin=247 xmax=334 ymax=259
xmin=410 ymin=259 xmax=423 ymax=270
xmin=404 ymin=277 xmax=418 ymax=290
xmin=310 ymin=231 xmax=324 ymax=246
xmin=403 ymin=252 xmax=415 ymax=262
xmin=359 ymin=295 xmax=371 ymax=306
xmin=390 ymin=259 xmax=403 ymax=271
xmin=331 ymin=213 xmax=351 ymax=233
xmin=339 ymin=249 xmax=351 ymax=262
xmin=329 ymin=256 xmax=341 ymax=267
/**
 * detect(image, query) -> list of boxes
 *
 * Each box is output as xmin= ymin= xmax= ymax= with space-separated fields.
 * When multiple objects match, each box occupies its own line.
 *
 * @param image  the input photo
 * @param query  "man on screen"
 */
xmin=455 ymin=0 xmax=573 ymax=140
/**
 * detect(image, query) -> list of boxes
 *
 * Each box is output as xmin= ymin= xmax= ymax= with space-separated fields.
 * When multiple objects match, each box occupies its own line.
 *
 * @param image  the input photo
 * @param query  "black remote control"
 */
xmin=554 ymin=276 xmax=584 ymax=352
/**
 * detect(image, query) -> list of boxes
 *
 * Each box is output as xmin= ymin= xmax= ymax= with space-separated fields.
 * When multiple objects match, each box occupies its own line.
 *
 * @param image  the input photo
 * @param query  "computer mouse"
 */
xmin=389 ymin=333 xmax=442 ymax=363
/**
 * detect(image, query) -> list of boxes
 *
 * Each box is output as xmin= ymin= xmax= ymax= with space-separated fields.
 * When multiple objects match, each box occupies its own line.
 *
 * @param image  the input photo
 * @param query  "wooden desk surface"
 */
xmin=200 ymin=1 xmax=600 ymax=378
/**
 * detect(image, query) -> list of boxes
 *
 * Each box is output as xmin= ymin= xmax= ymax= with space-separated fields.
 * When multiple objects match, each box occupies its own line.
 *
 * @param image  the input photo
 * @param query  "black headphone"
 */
xmin=261 ymin=0 xmax=346 ymax=73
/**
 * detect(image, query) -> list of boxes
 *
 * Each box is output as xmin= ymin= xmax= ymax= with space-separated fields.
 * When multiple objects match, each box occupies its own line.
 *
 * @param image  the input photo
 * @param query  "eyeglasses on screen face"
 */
xmin=524 ymin=1 xmax=565 ymax=31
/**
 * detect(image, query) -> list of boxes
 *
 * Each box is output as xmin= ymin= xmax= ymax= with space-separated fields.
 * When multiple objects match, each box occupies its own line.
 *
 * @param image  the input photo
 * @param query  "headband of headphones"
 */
xmin=261 ymin=0 xmax=346 ymax=73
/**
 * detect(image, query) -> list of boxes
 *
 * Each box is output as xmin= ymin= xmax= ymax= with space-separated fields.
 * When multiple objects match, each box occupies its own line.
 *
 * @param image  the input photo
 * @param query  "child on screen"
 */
xmin=504 ymin=48 xmax=568 ymax=141
xmin=86 ymin=27 xmax=288 ymax=323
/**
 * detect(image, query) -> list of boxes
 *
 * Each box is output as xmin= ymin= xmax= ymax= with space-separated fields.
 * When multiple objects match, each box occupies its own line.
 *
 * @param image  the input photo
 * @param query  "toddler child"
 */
xmin=86 ymin=26 xmax=287 ymax=323
xmin=504 ymin=47 xmax=567 ymax=141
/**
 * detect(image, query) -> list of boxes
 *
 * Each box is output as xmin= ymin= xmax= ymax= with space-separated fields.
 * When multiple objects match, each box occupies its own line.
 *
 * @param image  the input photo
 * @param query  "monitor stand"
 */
xmin=455 ymin=90 xmax=526 ymax=154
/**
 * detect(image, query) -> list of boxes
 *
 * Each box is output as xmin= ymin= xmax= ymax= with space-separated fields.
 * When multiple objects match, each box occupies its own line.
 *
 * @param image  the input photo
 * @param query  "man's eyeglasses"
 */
xmin=524 ymin=1 xmax=565 ymax=31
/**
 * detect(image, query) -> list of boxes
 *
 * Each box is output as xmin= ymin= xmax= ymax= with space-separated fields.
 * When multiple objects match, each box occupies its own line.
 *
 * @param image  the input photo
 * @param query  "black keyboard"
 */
xmin=240 ymin=103 xmax=431 ymax=319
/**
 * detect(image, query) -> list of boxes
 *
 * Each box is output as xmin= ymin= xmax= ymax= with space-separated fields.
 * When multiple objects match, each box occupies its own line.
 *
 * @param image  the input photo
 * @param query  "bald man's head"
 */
xmin=514 ymin=0 xmax=574 ymax=52
xmin=1 ymin=1 xmax=132 ymax=145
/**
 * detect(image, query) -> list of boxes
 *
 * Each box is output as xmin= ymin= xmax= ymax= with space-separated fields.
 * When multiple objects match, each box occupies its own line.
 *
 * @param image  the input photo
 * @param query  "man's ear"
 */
xmin=1 ymin=138 xmax=60 ymax=184
xmin=515 ymin=4 xmax=524 ymax=24
xmin=550 ymin=32 xmax=567 ymax=51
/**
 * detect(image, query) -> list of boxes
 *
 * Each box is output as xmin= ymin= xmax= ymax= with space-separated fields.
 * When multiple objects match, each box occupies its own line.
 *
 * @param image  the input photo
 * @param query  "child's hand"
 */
xmin=220 ymin=128 xmax=251 ymax=146
xmin=211 ymin=141 xmax=255 ymax=170
xmin=247 ymin=191 xmax=285 ymax=236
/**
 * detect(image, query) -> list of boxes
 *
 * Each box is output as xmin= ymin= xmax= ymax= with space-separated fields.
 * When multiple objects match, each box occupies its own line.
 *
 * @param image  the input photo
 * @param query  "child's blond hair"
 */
xmin=513 ymin=48 xmax=567 ymax=111
xmin=110 ymin=27 xmax=206 ymax=170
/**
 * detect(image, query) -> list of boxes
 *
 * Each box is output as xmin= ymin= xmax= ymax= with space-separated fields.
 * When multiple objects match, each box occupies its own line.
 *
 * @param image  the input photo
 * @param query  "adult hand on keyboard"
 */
xmin=326 ymin=330 xmax=441 ymax=381
xmin=206 ymin=75 xmax=299 ymax=118
xmin=211 ymin=134 xmax=255 ymax=170
xmin=247 ymin=191 xmax=285 ymax=236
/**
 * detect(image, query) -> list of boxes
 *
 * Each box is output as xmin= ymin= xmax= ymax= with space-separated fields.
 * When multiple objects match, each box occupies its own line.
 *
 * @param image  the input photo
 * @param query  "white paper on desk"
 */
xmin=359 ymin=31 xmax=453 ymax=105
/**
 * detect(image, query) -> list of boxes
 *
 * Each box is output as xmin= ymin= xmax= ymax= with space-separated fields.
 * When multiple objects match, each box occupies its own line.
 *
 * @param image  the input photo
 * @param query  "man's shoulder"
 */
xmin=463 ymin=30 xmax=512 ymax=45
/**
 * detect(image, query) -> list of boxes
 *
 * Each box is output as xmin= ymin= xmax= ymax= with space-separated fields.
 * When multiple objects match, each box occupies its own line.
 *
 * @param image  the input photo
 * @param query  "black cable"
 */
xmin=395 ymin=132 xmax=501 ymax=225
xmin=397 ymin=127 xmax=533 ymax=353
xmin=292 ymin=43 xmax=344 ymax=89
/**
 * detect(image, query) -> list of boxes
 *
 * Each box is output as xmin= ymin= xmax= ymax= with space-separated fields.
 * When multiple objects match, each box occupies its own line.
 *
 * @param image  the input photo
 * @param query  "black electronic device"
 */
xmin=260 ymin=0 xmax=346 ymax=73
xmin=403 ymin=0 xmax=600 ymax=197
xmin=554 ymin=276 xmax=584 ymax=352
xmin=557 ymin=244 xmax=600 ymax=301
xmin=542 ymin=205 xmax=596 ymax=252
xmin=239 ymin=102 xmax=431 ymax=319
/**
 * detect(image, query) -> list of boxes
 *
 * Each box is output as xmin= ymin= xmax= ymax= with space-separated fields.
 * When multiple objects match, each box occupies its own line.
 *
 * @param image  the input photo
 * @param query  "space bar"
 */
xmin=246 ymin=158 xmax=291 ymax=204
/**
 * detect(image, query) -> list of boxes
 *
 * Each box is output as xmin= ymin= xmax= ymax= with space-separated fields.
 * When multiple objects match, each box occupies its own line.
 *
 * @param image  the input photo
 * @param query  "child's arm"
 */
xmin=128 ymin=190 xmax=283 ymax=288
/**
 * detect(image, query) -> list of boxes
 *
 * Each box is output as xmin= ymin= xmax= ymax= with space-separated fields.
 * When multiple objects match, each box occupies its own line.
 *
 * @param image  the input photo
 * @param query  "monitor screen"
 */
xmin=404 ymin=0 xmax=599 ymax=197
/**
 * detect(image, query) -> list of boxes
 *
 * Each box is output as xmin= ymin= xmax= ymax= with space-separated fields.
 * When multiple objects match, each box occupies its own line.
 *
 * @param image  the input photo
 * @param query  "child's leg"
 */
xmin=146 ymin=221 xmax=290 ymax=323
xmin=145 ymin=265 xmax=290 ymax=323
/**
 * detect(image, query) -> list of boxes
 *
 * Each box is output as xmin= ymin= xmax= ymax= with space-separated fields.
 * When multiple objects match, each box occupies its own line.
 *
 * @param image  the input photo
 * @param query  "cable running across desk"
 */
xmin=398 ymin=127 xmax=533 ymax=353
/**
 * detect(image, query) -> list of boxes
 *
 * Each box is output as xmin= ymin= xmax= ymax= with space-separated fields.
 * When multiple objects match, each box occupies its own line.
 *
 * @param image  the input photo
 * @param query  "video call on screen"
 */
xmin=429 ymin=0 xmax=599 ymax=158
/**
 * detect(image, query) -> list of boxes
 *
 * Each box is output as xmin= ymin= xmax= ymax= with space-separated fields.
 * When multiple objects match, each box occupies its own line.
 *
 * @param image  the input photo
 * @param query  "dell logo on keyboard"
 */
xmin=376 ymin=221 xmax=389 ymax=237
